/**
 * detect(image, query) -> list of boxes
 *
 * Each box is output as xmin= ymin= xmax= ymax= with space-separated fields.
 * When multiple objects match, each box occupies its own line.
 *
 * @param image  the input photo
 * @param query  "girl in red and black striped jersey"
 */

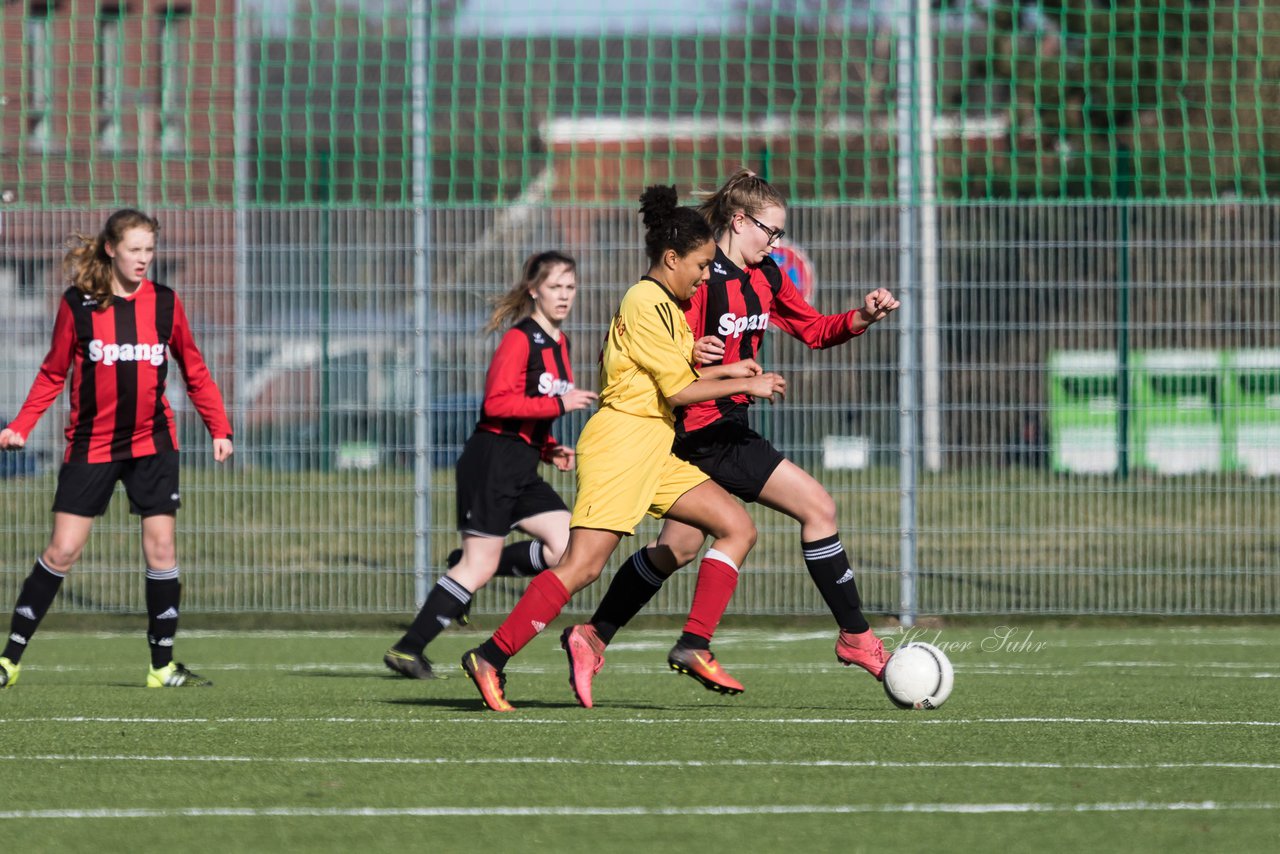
xmin=382 ymin=251 xmax=597 ymax=680
xmin=0 ymin=209 xmax=233 ymax=690
xmin=570 ymin=170 xmax=900 ymax=694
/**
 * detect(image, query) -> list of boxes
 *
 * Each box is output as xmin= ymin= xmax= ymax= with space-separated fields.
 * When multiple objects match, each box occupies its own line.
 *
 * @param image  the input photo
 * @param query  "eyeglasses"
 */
xmin=743 ymin=213 xmax=785 ymax=245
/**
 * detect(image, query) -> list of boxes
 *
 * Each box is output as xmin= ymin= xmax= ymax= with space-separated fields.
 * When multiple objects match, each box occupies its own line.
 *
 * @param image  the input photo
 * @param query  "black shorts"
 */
xmin=673 ymin=419 xmax=786 ymax=503
xmin=52 ymin=451 xmax=182 ymax=518
xmin=454 ymin=431 xmax=568 ymax=537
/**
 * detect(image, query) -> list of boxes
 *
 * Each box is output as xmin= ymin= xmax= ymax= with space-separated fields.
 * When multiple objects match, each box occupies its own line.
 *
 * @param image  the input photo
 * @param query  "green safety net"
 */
xmin=1 ymin=0 xmax=1277 ymax=205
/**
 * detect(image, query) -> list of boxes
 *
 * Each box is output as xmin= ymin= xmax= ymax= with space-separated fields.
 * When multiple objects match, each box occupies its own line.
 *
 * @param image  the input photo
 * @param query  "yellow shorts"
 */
xmin=570 ymin=407 xmax=709 ymax=534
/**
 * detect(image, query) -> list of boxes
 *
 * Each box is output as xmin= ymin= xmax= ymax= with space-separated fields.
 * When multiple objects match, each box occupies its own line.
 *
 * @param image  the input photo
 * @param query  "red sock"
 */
xmin=682 ymin=550 xmax=739 ymax=641
xmin=492 ymin=571 xmax=571 ymax=657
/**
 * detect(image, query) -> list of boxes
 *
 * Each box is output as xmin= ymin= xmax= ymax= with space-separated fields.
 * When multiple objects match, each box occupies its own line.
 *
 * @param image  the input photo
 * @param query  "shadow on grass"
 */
xmin=382 ymin=695 xmax=695 ymax=712
xmin=382 ymin=695 xmax=588 ymax=711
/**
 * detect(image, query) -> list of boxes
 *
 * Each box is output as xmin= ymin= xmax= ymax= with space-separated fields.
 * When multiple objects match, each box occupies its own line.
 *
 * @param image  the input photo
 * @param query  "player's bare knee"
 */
xmin=706 ymin=508 xmax=756 ymax=550
xmin=41 ymin=545 xmax=80 ymax=573
xmin=144 ymin=545 xmax=176 ymax=566
xmin=448 ymin=561 xmax=493 ymax=592
xmin=142 ymin=541 xmax=177 ymax=569
xmin=715 ymin=516 xmax=757 ymax=552
xmin=803 ymin=492 xmax=838 ymax=531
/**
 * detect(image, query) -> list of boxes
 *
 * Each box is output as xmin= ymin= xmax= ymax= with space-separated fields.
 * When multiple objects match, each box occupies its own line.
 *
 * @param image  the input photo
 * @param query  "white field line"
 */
xmin=3 ymin=715 xmax=1280 ymax=727
xmin=1080 ymin=637 xmax=1276 ymax=647
xmin=28 ymin=628 xmax=1279 ymax=648
xmin=17 ymin=661 xmax=1280 ymax=680
xmin=0 ymin=801 xmax=1276 ymax=820
xmin=4 ymin=754 xmax=1280 ymax=772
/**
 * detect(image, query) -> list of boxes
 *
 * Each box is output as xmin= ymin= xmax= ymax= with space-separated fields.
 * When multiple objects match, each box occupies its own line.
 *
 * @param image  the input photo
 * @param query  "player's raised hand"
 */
xmin=560 ymin=388 xmax=599 ymax=413
xmin=0 ymin=428 xmax=27 ymax=451
xmin=857 ymin=288 xmax=900 ymax=325
xmin=692 ymin=335 xmax=725 ymax=365
xmin=745 ymin=371 xmax=787 ymax=402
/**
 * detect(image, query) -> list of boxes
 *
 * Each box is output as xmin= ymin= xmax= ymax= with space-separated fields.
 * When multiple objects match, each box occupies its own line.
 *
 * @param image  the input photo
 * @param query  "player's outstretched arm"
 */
xmin=667 ymin=369 xmax=785 ymax=408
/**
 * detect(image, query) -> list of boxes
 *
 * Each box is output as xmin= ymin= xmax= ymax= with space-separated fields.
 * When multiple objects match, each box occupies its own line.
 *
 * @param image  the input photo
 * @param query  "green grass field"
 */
xmin=2 ymin=620 xmax=1279 ymax=853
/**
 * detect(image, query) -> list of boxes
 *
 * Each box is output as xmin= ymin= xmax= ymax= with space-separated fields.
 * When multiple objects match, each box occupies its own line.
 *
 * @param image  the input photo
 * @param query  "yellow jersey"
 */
xmin=597 ymin=277 xmax=699 ymax=425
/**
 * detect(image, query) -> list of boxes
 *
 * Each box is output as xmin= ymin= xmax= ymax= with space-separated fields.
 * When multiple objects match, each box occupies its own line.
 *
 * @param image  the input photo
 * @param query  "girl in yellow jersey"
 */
xmin=462 ymin=186 xmax=787 ymax=711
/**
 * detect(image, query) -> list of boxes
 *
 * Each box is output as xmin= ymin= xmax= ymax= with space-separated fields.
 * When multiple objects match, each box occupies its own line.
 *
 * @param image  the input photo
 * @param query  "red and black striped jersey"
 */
xmin=475 ymin=316 xmax=576 ymax=458
xmin=6 ymin=281 xmax=232 ymax=464
xmin=676 ymin=247 xmax=864 ymax=436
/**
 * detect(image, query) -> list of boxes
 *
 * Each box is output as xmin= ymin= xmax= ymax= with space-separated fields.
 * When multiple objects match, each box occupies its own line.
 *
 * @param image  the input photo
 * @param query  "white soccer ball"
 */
xmin=882 ymin=641 xmax=954 ymax=710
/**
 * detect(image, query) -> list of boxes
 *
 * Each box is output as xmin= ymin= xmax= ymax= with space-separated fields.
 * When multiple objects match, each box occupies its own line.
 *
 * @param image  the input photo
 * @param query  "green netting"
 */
xmin=1 ymin=0 xmax=1277 ymax=206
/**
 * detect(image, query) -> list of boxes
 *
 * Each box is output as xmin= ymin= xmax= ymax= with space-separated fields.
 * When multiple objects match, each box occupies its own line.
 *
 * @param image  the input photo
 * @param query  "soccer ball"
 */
xmin=882 ymin=641 xmax=954 ymax=710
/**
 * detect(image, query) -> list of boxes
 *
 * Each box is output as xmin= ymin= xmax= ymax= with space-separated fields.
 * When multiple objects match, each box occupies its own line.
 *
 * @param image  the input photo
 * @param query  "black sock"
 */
xmin=802 ymin=535 xmax=869 ymax=633
xmin=145 ymin=567 xmax=182 ymax=669
xmin=3 ymin=558 xmax=66 ymax=664
xmin=477 ymin=637 xmax=510 ymax=671
xmin=590 ymin=548 xmax=665 ymax=644
xmin=395 ymin=576 xmax=472 ymax=655
xmin=676 ymin=632 xmax=710 ymax=650
xmin=495 ymin=539 xmax=548 ymax=577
